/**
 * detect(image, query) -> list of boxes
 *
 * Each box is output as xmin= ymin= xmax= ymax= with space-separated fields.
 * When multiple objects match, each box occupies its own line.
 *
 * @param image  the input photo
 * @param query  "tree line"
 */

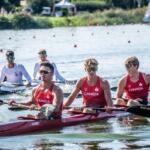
xmin=0 ymin=0 xmax=149 ymax=14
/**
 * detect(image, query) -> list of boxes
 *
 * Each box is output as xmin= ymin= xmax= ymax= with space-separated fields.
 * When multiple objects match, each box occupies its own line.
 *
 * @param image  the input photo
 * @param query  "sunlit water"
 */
xmin=0 ymin=24 xmax=150 ymax=149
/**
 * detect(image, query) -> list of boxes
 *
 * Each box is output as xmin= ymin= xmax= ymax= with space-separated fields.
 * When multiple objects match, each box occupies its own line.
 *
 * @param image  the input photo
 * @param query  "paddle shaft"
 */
xmin=0 ymin=99 xmax=39 ymax=111
xmin=64 ymin=106 xmax=126 ymax=111
xmin=65 ymin=105 xmax=150 ymax=117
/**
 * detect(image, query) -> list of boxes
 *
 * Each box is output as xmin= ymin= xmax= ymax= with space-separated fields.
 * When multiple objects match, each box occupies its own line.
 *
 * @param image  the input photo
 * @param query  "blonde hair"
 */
xmin=84 ymin=58 xmax=98 ymax=70
xmin=124 ymin=56 xmax=139 ymax=68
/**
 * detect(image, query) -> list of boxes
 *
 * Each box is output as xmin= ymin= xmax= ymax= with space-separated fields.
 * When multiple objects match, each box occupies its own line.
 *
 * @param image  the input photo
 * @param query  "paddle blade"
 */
xmin=0 ymin=100 xmax=4 ymax=105
xmin=127 ymin=106 xmax=150 ymax=117
xmin=111 ymin=86 xmax=117 ymax=91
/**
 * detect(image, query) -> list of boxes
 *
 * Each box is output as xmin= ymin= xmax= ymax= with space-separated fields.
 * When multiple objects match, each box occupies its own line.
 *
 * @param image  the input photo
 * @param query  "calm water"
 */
xmin=0 ymin=24 xmax=150 ymax=149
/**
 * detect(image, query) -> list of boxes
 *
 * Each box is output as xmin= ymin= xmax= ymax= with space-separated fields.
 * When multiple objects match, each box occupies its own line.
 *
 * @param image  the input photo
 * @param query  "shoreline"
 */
xmin=0 ymin=7 xmax=147 ymax=30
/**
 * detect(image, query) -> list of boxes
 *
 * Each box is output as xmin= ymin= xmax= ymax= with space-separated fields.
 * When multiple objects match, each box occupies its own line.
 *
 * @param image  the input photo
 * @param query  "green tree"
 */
xmin=27 ymin=0 xmax=52 ymax=14
xmin=0 ymin=0 xmax=20 ymax=11
xmin=9 ymin=0 xmax=20 ymax=6
xmin=0 ymin=0 xmax=9 ymax=8
xmin=111 ymin=0 xmax=149 ymax=9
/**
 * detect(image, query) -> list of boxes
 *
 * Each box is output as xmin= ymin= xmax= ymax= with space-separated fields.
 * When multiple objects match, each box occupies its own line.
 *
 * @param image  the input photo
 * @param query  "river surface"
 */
xmin=0 ymin=24 xmax=150 ymax=149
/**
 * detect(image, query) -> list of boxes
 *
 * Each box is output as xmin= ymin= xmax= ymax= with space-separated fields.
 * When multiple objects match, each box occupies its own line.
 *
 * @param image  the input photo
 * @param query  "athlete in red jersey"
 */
xmin=116 ymin=56 xmax=150 ymax=106
xmin=10 ymin=62 xmax=63 ymax=119
xmin=63 ymin=58 xmax=113 ymax=113
xmin=81 ymin=76 xmax=107 ymax=107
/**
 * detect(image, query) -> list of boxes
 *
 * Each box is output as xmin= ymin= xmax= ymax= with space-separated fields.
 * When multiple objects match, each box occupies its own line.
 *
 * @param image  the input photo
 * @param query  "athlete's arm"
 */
xmin=9 ymin=88 xmax=36 ymax=107
xmin=102 ymin=79 xmax=113 ymax=107
xmin=143 ymin=73 xmax=150 ymax=86
xmin=0 ymin=66 xmax=6 ymax=83
xmin=21 ymin=88 xmax=36 ymax=106
xmin=63 ymin=79 xmax=82 ymax=107
xmin=52 ymin=86 xmax=63 ymax=112
xmin=33 ymin=63 xmax=39 ymax=80
xmin=116 ymin=77 xmax=126 ymax=99
xmin=20 ymin=64 xmax=32 ymax=85
xmin=52 ymin=63 xmax=66 ymax=82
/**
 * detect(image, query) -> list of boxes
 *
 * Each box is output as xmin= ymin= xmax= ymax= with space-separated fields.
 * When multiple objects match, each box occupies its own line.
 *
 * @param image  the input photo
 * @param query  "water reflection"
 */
xmin=117 ymin=115 xmax=150 ymax=127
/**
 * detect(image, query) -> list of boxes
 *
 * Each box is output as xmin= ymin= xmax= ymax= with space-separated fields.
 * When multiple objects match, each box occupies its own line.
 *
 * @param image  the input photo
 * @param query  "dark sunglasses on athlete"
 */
xmin=125 ymin=63 xmax=133 ymax=69
xmin=6 ymin=56 xmax=15 ymax=61
xmin=39 ymin=70 xmax=51 ymax=74
xmin=87 ymin=67 xmax=97 ymax=72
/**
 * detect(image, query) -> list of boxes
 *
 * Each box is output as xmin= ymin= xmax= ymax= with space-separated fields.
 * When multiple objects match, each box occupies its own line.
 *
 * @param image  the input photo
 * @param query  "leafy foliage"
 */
xmin=74 ymin=1 xmax=111 ymax=12
xmin=0 ymin=16 xmax=12 ymax=29
xmin=12 ymin=13 xmax=37 ymax=29
xmin=112 ymin=0 xmax=149 ymax=9
xmin=0 ymin=0 xmax=20 ymax=11
xmin=27 ymin=0 xmax=51 ymax=14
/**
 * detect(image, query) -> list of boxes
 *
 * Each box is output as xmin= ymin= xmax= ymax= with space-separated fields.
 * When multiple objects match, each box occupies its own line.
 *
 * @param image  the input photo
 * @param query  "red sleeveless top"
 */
xmin=34 ymin=84 xmax=62 ymax=118
xmin=81 ymin=76 xmax=107 ymax=107
xmin=124 ymin=72 xmax=149 ymax=100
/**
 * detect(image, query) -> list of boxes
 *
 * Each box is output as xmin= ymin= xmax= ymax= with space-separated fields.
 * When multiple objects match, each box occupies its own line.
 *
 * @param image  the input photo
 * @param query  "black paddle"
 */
xmin=92 ymin=106 xmax=150 ymax=118
xmin=64 ymin=106 xmax=126 ymax=113
xmin=64 ymin=105 xmax=150 ymax=118
xmin=110 ymin=86 xmax=117 ymax=92
xmin=8 ymin=106 xmax=29 ymax=111
xmin=126 ymin=105 xmax=150 ymax=117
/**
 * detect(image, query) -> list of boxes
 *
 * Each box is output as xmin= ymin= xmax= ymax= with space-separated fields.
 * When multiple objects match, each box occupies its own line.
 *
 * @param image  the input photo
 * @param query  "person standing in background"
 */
xmin=33 ymin=49 xmax=66 ymax=82
xmin=0 ymin=50 xmax=32 ymax=86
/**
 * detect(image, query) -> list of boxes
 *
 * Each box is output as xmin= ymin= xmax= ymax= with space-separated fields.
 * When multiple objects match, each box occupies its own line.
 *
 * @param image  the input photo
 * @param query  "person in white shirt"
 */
xmin=33 ymin=49 xmax=66 ymax=82
xmin=0 ymin=50 xmax=32 ymax=86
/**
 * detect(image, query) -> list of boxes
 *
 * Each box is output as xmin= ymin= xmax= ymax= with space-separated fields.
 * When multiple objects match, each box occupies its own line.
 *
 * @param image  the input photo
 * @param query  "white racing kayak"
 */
xmin=0 ymin=80 xmax=79 ymax=97
xmin=0 ymin=82 xmax=38 ymax=95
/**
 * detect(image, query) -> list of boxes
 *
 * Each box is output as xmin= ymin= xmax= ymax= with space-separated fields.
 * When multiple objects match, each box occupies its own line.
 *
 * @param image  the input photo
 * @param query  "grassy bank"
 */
xmin=49 ymin=7 xmax=146 ymax=27
xmin=0 ymin=7 xmax=147 ymax=29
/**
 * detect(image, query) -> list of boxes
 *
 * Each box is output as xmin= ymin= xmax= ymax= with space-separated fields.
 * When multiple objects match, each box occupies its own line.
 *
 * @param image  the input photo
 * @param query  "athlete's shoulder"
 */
xmin=80 ymin=76 xmax=86 ymax=81
xmin=35 ymin=62 xmax=40 ymax=66
xmin=101 ymin=78 xmax=108 ymax=84
xmin=33 ymin=84 xmax=41 ymax=93
xmin=78 ymin=76 xmax=86 ymax=85
xmin=100 ymin=77 xmax=110 ymax=88
xmin=119 ymin=74 xmax=127 ymax=82
xmin=140 ymin=71 xmax=147 ymax=77
xmin=1 ymin=65 xmax=7 ymax=70
xmin=51 ymin=62 xmax=56 ymax=68
xmin=53 ymin=84 xmax=63 ymax=93
xmin=141 ymin=72 xmax=150 ymax=83
xmin=17 ymin=64 xmax=25 ymax=68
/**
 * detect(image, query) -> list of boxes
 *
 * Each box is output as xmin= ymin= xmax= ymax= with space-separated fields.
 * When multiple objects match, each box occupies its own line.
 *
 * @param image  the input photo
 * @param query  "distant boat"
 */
xmin=143 ymin=0 xmax=150 ymax=23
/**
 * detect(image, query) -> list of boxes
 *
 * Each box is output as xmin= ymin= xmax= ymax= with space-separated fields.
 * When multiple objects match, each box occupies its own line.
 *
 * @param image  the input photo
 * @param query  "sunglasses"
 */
xmin=6 ymin=56 xmax=15 ymax=61
xmin=125 ymin=63 xmax=133 ymax=69
xmin=39 ymin=70 xmax=50 ymax=74
xmin=87 ymin=67 xmax=97 ymax=72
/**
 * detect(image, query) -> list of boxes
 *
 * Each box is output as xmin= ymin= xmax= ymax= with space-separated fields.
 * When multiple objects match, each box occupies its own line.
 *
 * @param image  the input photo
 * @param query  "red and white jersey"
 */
xmin=34 ymin=84 xmax=62 ymax=117
xmin=34 ymin=84 xmax=54 ymax=107
xmin=124 ymin=72 xmax=149 ymax=100
xmin=81 ymin=76 xmax=107 ymax=107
